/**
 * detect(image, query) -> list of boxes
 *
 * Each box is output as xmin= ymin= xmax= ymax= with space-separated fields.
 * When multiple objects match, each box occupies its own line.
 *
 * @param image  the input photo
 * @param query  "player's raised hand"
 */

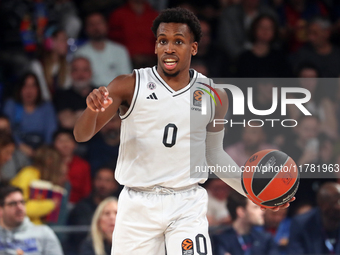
xmin=86 ymin=86 xmax=113 ymax=112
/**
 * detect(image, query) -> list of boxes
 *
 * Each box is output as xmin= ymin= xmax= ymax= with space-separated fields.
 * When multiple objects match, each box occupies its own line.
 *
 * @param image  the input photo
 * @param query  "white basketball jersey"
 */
xmin=115 ymin=66 xmax=215 ymax=188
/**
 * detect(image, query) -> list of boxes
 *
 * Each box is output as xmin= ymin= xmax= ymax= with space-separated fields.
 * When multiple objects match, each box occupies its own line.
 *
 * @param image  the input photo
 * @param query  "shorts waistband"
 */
xmin=127 ymin=184 xmax=198 ymax=194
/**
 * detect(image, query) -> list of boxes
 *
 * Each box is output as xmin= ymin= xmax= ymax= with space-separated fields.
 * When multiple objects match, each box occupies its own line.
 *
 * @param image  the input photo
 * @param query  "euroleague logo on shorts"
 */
xmin=182 ymin=238 xmax=194 ymax=255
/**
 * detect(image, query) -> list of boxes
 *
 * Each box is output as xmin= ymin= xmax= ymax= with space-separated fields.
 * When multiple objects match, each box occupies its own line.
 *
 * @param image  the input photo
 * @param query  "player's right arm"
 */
xmin=73 ymin=73 xmax=135 ymax=142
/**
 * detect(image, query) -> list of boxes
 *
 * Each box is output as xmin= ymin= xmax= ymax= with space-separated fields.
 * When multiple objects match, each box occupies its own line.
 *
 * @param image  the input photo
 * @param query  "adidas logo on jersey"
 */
xmin=147 ymin=93 xmax=158 ymax=100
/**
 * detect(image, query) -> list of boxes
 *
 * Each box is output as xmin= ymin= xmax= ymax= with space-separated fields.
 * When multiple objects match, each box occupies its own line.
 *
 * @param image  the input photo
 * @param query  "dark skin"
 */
xmin=73 ymin=22 xmax=293 ymax=211
xmin=317 ymin=183 xmax=340 ymax=231
xmin=155 ymin=23 xmax=197 ymax=89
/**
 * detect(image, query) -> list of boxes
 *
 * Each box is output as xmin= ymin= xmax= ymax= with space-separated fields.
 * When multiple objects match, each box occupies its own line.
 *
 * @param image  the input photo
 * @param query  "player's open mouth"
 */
xmin=163 ymin=59 xmax=178 ymax=70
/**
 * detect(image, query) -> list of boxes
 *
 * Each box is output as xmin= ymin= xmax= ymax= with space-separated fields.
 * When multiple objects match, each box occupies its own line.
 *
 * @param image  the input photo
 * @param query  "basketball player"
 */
xmin=74 ymin=8 xmax=293 ymax=255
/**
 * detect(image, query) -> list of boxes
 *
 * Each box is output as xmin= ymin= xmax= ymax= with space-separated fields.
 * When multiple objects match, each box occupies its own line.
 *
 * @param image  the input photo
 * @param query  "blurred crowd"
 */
xmin=1 ymin=0 xmax=340 ymax=254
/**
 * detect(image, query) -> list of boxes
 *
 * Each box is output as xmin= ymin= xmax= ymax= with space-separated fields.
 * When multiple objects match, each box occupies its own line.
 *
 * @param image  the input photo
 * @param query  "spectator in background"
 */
xmin=54 ymin=57 xmax=95 ymax=129
xmin=292 ymin=17 xmax=340 ymax=77
xmin=168 ymin=0 xmax=220 ymax=16
xmin=194 ymin=19 xmax=230 ymax=77
xmin=84 ymin=115 xmax=121 ymax=175
xmin=288 ymin=63 xmax=338 ymax=139
xmin=224 ymin=80 xmax=288 ymax=147
xmin=296 ymin=134 xmax=338 ymax=208
xmin=73 ymin=0 xmax=124 ymax=20
xmin=55 ymin=0 xmax=82 ymax=39
xmin=11 ymin=146 xmax=66 ymax=225
xmin=237 ymin=14 xmax=292 ymax=77
xmin=0 ymin=115 xmax=11 ymax=132
xmin=0 ymin=131 xmax=15 ymax=176
xmin=0 ymin=0 xmax=55 ymax=82
xmin=289 ymin=201 xmax=313 ymax=216
xmin=212 ymin=191 xmax=279 ymax=255
xmin=170 ymin=1 xmax=197 ymax=14
xmin=217 ymin=0 xmax=277 ymax=59
xmin=0 ymin=115 xmax=30 ymax=180
xmin=68 ymin=167 xmax=118 ymax=253
xmin=3 ymin=73 xmax=58 ymax=157
xmin=288 ymin=182 xmax=340 ymax=254
xmin=0 ymin=185 xmax=64 ymax=255
xmin=279 ymin=0 xmax=328 ymax=53
xmin=315 ymin=133 xmax=337 ymax=177
xmin=75 ymin=12 xmax=132 ymax=88
xmin=260 ymin=209 xmax=291 ymax=255
xmin=283 ymin=116 xmax=330 ymax=208
xmin=225 ymin=126 xmax=277 ymax=166
xmin=148 ymin=0 xmax=170 ymax=11
xmin=282 ymin=116 xmax=320 ymax=166
xmin=108 ymin=0 xmax=158 ymax=68
xmin=336 ymin=83 xmax=340 ymax=138
xmin=331 ymin=0 xmax=340 ymax=45
xmin=282 ymin=116 xmax=335 ymax=210
xmin=255 ymin=80 xmax=289 ymax=145
xmin=206 ymin=179 xmax=231 ymax=226
xmin=31 ymin=29 xmax=72 ymax=101
xmin=79 ymin=197 xmax=118 ymax=255
xmin=53 ymin=129 xmax=92 ymax=204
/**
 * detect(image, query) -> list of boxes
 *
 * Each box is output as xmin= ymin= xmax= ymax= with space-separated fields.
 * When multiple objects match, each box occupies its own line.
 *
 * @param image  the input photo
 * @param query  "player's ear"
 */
xmin=191 ymin=42 xmax=198 ymax=56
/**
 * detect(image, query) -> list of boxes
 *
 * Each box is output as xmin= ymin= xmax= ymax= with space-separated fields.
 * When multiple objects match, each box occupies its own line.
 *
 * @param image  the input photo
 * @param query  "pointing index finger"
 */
xmin=99 ymin=86 xmax=109 ymax=97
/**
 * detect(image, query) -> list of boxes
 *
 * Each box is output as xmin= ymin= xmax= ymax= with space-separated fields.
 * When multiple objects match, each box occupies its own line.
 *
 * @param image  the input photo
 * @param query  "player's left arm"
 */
xmin=205 ymin=88 xmax=246 ymax=196
xmin=205 ymin=88 xmax=294 ymax=211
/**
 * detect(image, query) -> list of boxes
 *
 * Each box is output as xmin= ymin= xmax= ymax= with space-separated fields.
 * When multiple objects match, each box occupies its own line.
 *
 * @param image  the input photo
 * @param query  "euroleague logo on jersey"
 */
xmin=197 ymin=82 xmax=222 ymax=106
xmin=182 ymin=238 xmax=194 ymax=255
xmin=193 ymin=90 xmax=204 ymax=107
xmin=193 ymin=82 xmax=222 ymax=110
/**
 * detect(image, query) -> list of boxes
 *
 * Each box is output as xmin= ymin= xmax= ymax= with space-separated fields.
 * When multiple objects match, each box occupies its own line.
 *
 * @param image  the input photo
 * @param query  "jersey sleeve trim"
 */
xmin=120 ymin=69 xmax=140 ymax=120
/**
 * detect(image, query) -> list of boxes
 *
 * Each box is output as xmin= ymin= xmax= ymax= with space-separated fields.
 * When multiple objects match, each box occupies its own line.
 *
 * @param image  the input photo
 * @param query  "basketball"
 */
xmin=241 ymin=149 xmax=299 ymax=208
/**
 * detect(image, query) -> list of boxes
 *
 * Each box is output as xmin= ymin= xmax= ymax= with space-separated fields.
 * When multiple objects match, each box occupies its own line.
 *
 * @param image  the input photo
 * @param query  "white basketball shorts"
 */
xmin=111 ymin=184 xmax=212 ymax=255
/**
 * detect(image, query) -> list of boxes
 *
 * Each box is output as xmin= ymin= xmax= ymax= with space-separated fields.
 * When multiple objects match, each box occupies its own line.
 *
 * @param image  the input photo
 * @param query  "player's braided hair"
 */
xmin=152 ymin=7 xmax=202 ymax=43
